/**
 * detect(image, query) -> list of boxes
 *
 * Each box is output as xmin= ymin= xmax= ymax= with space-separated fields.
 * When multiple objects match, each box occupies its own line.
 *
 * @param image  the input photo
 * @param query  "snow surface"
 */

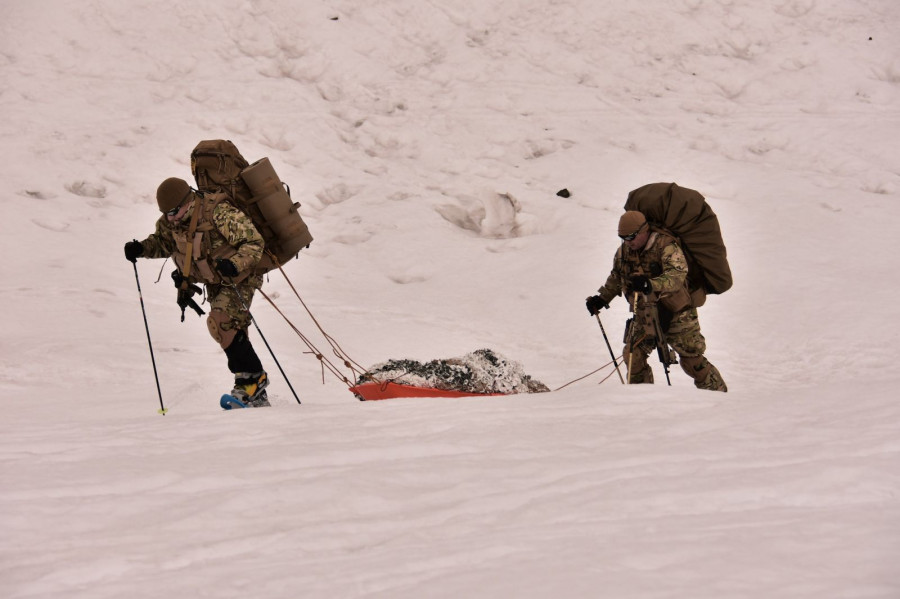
xmin=2 ymin=0 xmax=899 ymax=597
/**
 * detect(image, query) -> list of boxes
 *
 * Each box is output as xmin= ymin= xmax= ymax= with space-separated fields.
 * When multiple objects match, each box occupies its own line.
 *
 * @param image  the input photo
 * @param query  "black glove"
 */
xmin=124 ymin=240 xmax=143 ymax=263
xmin=586 ymin=295 xmax=610 ymax=316
xmin=171 ymin=269 xmax=202 ymax=293
xmin=629 ymin=275 xmax=652 ymax=294
xmin=215 ymin=258 xmax=239 ymax=278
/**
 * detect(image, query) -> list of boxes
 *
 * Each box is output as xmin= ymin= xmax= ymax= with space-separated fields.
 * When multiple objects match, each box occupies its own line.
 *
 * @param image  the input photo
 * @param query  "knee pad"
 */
xmin=207 ymin=309 xmax=238 ymax=349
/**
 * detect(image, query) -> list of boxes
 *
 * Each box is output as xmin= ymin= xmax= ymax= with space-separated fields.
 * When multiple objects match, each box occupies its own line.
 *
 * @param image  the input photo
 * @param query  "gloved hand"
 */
xmin=124 ymin=240 xmax=143 ymax=263
xmin=629 ymin=275 xmax=652 ymax=294
xmin=585 ymin=295 xmax=610 ymax=316
xmin=215 ymin=258 xmax=239 ymax=278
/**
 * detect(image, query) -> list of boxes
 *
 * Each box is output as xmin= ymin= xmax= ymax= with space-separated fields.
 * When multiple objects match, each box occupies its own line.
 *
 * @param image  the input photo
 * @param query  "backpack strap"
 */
xmin=179 ymin=193 xmax=206 ymax=285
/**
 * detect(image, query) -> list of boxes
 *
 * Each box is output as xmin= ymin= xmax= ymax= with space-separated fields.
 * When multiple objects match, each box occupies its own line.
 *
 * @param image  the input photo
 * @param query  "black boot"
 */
xmin=232 ymin=371 xmax=270 ymax=407
xmin=224 ymin=331 xmax=270 ymax=407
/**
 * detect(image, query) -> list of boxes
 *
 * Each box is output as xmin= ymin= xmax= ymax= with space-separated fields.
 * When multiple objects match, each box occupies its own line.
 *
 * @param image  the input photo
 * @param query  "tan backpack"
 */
xmin=191 ymin=140 xmax=313 ymax=272
xmin=624 ymin=183 xmax=732 ymax=300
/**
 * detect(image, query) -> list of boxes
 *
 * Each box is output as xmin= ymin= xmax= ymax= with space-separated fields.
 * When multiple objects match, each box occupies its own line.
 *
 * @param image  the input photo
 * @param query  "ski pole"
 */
xmin=227 ymin=281 xmax=301 ymax=405
xmin=595 ymin=313 xmax=625 ymax=384
xmin=132 ymin=262 xmax=167 ymax=415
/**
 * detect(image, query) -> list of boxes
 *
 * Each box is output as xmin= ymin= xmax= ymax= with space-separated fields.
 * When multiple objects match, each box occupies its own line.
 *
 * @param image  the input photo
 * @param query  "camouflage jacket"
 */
xmin=140 ymin=192 xmax=264 ymax=285
xmin=597 ymin=229 xmax=693 ymax=313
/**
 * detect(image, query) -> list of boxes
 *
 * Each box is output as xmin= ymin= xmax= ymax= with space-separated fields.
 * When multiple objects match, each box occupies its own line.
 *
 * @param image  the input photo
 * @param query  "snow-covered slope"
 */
xmin=1 ymin=1 xmax=899 ymax=597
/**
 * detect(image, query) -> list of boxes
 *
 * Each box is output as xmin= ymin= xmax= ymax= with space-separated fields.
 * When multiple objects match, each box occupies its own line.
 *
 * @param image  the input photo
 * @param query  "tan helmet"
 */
xmin=618 ymin=210 xmax=647 ymax=237
xmin=156 ymin=177 xmax=193 ymax=213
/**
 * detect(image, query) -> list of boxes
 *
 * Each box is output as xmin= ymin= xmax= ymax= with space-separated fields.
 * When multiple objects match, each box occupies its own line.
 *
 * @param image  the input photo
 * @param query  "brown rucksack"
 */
xmin=624 ymin=183 xmax=732 ymax=299
xmin=191 ymin=140 xmax=313 ymax=272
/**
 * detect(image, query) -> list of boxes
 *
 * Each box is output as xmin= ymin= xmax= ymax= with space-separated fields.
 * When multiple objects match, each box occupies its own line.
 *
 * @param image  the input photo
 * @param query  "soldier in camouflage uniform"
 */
xmin=124 ymin=177 xmax=271 ymax=407
xmin=586 ymin=211 xmax=727 ymax=392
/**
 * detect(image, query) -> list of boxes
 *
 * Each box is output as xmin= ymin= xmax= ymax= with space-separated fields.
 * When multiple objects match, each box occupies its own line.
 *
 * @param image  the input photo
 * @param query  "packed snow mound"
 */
xmin=359 ymin=349 xmax=550 ymax=395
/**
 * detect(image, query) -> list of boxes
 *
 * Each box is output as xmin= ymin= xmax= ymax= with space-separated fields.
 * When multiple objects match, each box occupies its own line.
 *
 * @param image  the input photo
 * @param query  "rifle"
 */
xmin=646 ymin=299 xmax=676 ymax=386
xmin=171 ymin=270 xmax=205 ymax=322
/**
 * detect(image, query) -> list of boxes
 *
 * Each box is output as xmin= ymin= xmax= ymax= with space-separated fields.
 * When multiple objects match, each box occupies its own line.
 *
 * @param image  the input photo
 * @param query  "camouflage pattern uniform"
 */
xmin=596 ymin=229 xmax=727 ymax=391
xmin=139 ymin=192 xmax=266 ymax=374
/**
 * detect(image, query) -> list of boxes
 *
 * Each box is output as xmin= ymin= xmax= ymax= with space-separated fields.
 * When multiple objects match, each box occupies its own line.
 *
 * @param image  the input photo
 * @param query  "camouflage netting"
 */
xmin=357 ymin=349 xmax=550 ymax=395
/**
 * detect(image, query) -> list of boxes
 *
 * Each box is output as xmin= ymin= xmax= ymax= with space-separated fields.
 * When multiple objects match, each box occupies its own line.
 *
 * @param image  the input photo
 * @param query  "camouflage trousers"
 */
xmin=622 ymin=306 xmax=727 ymax=392
xmin=204 ymin=274 xmax=263 ymax=350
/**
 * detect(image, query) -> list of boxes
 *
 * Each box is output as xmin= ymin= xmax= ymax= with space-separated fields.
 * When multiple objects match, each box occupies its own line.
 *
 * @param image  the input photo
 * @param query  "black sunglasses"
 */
xmin=620 ymin=223 xmax=646 ymax=241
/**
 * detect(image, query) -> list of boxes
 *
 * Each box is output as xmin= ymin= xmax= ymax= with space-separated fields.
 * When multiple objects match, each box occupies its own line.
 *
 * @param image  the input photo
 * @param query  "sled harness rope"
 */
xmin=264 ymin=256 xmax=635 ymax=394
xmin=553 ymin=354 xmax=625 ymax=392
xmin=258 ymin=259 xmax=378 ymax=388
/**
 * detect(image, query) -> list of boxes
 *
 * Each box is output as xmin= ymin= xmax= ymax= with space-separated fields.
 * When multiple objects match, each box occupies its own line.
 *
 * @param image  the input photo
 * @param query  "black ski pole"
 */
xmin=228 ymin=281 xmax=301 ymax=405
xmin=132 ymin=262 xmax=167 ymax=415
xmin=595 ymin=313 xmax=625 ymax=384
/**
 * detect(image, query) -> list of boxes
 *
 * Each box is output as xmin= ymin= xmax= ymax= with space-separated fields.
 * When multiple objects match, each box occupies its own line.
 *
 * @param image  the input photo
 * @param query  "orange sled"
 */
xmin=350 ymin=381 xmax=506 ymax=401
